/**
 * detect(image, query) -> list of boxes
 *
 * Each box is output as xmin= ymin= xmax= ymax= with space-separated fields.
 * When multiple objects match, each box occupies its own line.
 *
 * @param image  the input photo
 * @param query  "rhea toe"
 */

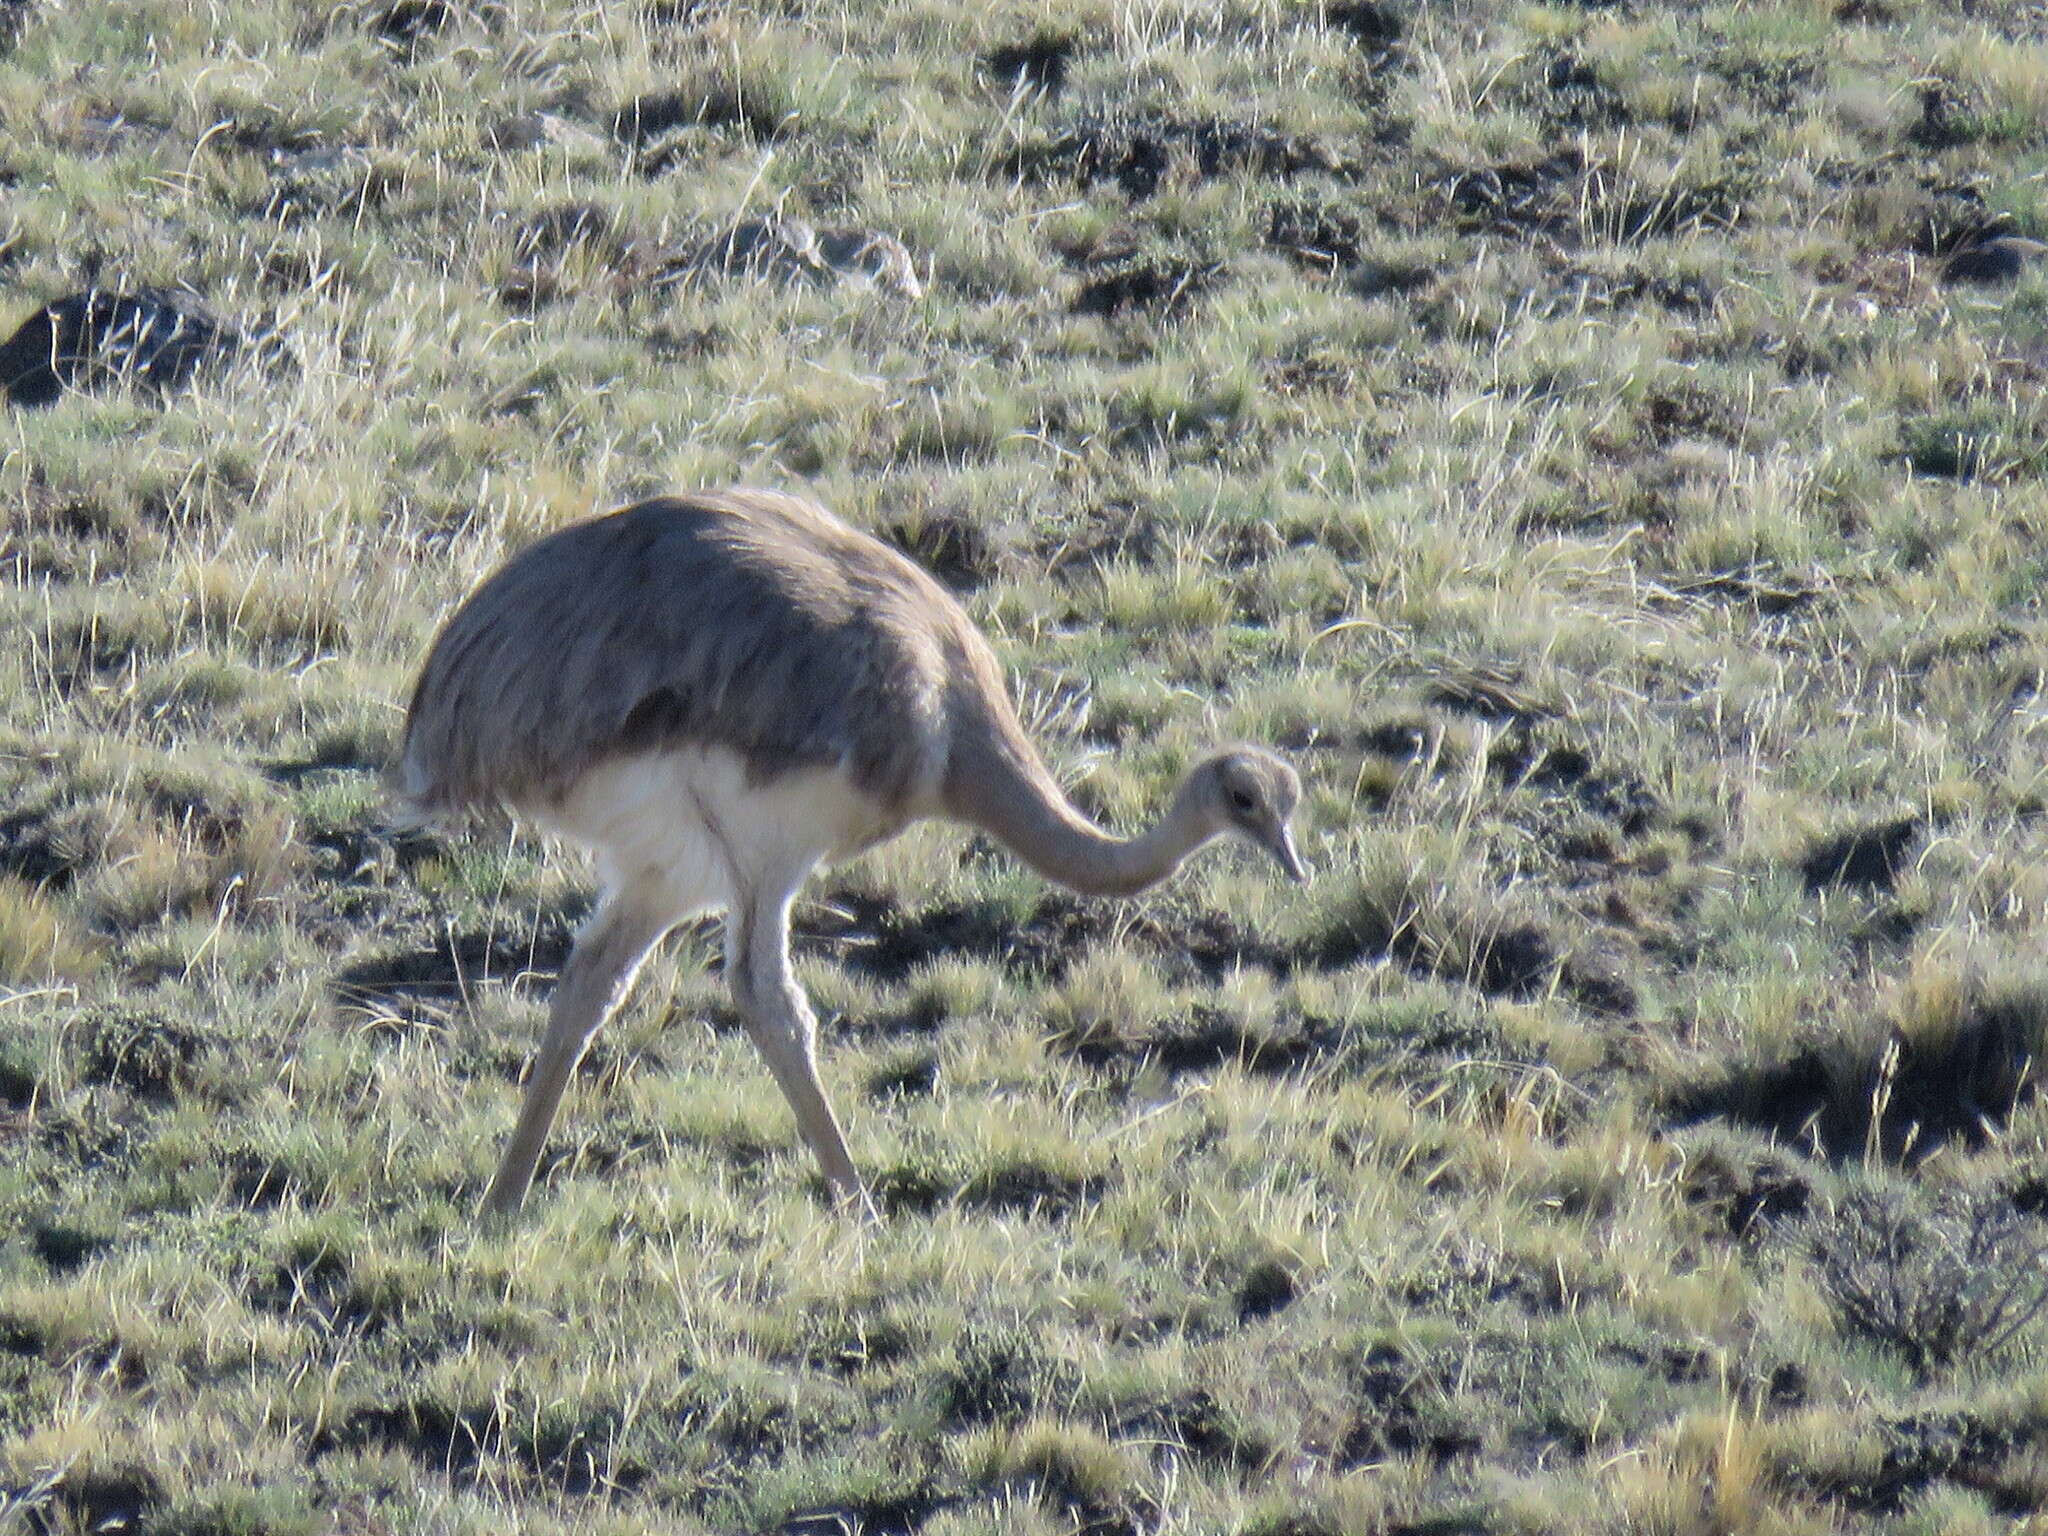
xmin=395 ymin=488 xmax=1308 ymax=1218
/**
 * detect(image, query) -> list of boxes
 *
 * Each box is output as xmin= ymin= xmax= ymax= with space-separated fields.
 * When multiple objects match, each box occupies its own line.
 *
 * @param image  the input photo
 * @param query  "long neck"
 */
xmin=941 ymin=699 xmax=1216 ymax=899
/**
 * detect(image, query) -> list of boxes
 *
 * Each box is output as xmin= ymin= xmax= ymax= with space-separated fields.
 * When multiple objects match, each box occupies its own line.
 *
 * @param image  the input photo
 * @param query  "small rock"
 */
xmin=814 ymin=226 xmax=922 ymax=298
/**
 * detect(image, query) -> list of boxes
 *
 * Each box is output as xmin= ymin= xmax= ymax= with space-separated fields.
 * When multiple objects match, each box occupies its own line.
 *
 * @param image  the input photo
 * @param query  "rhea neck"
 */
xmin=939 ymin=703 xmax=1220 ymax=899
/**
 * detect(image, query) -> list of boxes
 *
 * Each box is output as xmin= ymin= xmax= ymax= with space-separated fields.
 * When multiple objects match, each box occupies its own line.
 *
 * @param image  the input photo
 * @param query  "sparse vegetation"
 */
xmin=1807 ymin=1182 xmax=2048 ymax=1381
xmin=2 ymin=0 xmax=2047 ymax=1530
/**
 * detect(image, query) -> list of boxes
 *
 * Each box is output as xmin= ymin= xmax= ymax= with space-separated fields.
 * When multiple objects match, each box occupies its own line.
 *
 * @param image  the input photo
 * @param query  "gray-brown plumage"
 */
xmin=400 ymin=492 xmax=951 ymax=825
xmin=397 ymin=488 xmax=1307 ymax=1218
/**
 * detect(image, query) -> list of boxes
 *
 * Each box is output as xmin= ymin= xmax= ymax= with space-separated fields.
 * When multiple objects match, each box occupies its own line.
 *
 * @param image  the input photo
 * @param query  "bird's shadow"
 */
xmin=330 ymin=921 xmax=580 ymax=1011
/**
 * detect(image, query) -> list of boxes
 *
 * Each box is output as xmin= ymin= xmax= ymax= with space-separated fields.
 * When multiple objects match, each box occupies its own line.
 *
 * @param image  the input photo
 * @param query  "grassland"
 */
xmin=2 ymin=0 xmax=2048 ymax=1530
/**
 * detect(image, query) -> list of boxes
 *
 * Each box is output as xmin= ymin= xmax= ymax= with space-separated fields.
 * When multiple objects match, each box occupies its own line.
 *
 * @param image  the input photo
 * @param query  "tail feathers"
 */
xmin=381 ymin=744 xmax=463 ymax=833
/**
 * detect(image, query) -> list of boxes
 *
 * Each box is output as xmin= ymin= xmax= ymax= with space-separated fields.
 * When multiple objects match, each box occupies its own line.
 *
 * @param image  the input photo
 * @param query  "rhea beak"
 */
xmin=1270 ymin=825 xmax=1310 ymax=884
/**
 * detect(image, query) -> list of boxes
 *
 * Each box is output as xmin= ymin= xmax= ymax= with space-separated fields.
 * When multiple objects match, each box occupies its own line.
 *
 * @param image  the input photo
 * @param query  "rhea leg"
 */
xmin=727 ymin=889 xmax=873 ymax=1217
xmin=482 ymin=889 xmax=675 ymax=1218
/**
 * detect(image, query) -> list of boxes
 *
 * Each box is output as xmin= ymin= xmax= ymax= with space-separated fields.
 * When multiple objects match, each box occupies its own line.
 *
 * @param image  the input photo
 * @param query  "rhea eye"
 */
xmin=1226 ymin=785 xmax=1258 ymax=815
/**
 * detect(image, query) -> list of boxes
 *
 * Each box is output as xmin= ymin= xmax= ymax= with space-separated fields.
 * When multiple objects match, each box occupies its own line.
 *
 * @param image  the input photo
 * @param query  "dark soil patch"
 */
xmin=982 ymin=32 xmax=1078 ymax=96
xmin=779 ymin=1486 xmax=944 ymax=1536
xmin=316 ymin=1398 xmax=648 ymax=1497
xmin=814 ymin=886 xmax=1292 ymax=1000
xmin=1153 ymin=1012 xmax=1333 ymax=1074
xmin=0 ymin=1310 xmax=43 ymax=1354
xmin=1666 ymin=567 xmax=1822 ymax=613
xmin=1765 ymin=1362 xmax=1809 ymax=1407
xmin=331 ymin=918 xmax=578 ymax=1006
xmin=1609 ymin=179 xmax=1747 ymax=243
xmin=1051 ymin=1006 xmax=1344 ymax=1078
xmin=368 ymin=0 xmax=475 ymax=45
xmin=1446 ymin=150 xmax=1582 ymax=238
xmin=1133 ymin=1391 xmax=1272 ymax=1475
xmin=1538 ymin=49 xmax=1629 ymax=128
xmin=962 ymin=1161 xmax=1107 ymax=1216
xmin=1603 ymin=269 xmax=1716 ymax=313
xmin=2008 ymin=1170 xmax=2048 ymax=1216
xmin=1462 ymin=923 xmax=1564 ymax=996
xmin=611 ymin=83 xmax=789 ymax=146
xmin=0 ymin=286 xmax=252 ymax=407
xmin=1489 ymin=735 xmax=1660 ymax=836
xmin=1669 ymin=992 xmax=2045 ymax=1160
xmin=1810 ymin=1409 xmax=2024 ymax=1514
xmin=1644 ymin=387 xmax=1740 ymax=443
xmin=930 ymin=1327 xmax=1076 ymax=1426
xmin=1708 ymin=53 xmax=1821 ymax=117
xmin=872 ymin=1159 xmax=1107 ymax=1219
xmin=1800 ymin=815 xmax=1922 ymax=892
xmin=807 ymin=890 xmax=1108 ymax=984
xmin=1005 ymin=112 xmax=1342 ymax=200
xmin=221 ymin=1149 xmax=320 ymax=1209
xmin=1325 ymin=1 xmax=1404 ymax=61
xmin=530 ymin=1124 xmax=668 ymax=1191
xmin=1302 ymin=880 xmax=1636 ymax=1014
xmin=1337 ymin=1344 xmax=1483 ymax=1467
xmin=0 ymin=1049 xmax=38 ymax=1109
xmin=0 ymin=807 xmax=83 ymax=889
xmin=1555 ymin=950 xmax=1639 ymax=1015
xmin=10 ymin=1465 xmax=164 ymax=1535
xmin=29 ymin=1220 xmax=113 ymax=1273
xmin=1173 ymin=909 xmax=1295 ymax=982
xmin=879 ymin=511 xmax=1001 ymax=591
xmin=1235 ymin=1258 xmax=1297 ymax=1321
xmin=78 ymin=1010 xmax=205 ymax=1100
xmin=1677 ymin=1141 xmax=1815 ymax=1239
xmin=1736 ymin=1165 xmax=1818 ymax=1234
xmin=1942 ymin=235 xmax=2046 ymax=286
xmin=511 ymin=200 xmax=617 ymax=260
xmin=1266 ymin=198 xmax=1364 ymax=268
xmin=865 ymin=1048 xmax=939 ymax=1100
xmin=1072 ymin=257 xmax=1219 ymax=317
xmin=1357 ymin=256 xmax=1437 ymax=303
xmin=247 ymin=1246 xmax=394 ymax=1336
xmin=1908 ymin=82 xmax=1991 ymax=152
xmin=1038 ymin=499 xmax=1161 ymax=576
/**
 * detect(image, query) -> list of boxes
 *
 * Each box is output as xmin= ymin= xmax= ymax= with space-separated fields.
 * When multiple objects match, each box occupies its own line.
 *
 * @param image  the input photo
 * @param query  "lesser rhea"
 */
xmin=396 ymin=489 xmax=1307 ymax=1217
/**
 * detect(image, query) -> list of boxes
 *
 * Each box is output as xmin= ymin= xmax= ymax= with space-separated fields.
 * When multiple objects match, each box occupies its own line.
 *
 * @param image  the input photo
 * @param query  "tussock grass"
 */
xmin=1 ymin=0 xmax=2047 ymax=1530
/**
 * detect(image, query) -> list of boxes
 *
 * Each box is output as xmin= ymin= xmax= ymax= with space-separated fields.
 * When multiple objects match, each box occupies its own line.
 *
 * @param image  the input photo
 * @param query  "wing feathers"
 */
xmin=398 ymin=492 xmax=957 ymax=821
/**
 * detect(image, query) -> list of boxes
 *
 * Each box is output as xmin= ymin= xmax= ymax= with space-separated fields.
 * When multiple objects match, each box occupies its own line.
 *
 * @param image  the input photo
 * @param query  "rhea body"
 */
xmin=396 ymin=489 xmax=1306 ymax=1217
